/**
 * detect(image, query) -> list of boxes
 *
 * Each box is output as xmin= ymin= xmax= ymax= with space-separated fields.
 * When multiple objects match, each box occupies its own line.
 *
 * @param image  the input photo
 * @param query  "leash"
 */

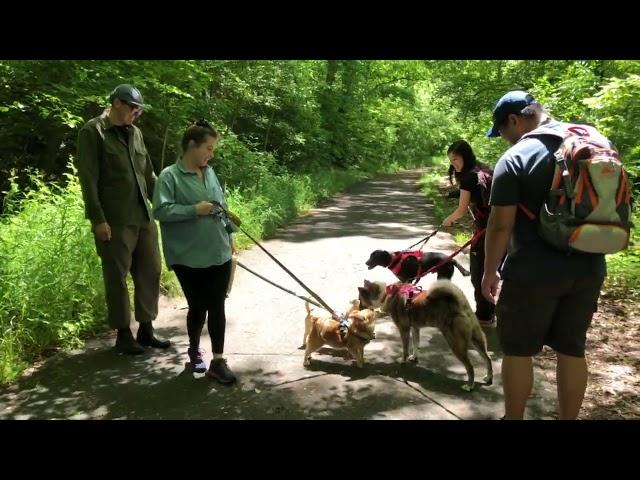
xmin=209 ymin=202 xmax=341 ymax=320
xmin=237 ymin=256 xmax=351 ymax=341
xmin=412 ymin=228 xmax=486 ymax=285
xmin=237 ymin=225 xmax=341 ymax=320
xmin=235 ymin=261 xmax=325 ymax=310
xmin=404 ymin=228 xmax=440 ymax=251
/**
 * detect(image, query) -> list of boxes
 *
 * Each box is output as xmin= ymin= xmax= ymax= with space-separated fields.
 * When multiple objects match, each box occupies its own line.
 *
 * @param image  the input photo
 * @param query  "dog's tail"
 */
xmin=453 ymin=261 xmax=471 ymax=277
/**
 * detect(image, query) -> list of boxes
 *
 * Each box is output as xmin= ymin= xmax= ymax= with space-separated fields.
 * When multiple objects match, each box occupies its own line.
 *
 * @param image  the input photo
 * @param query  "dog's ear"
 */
xmin=358 ymin=286 xmax=366 ymax=294
xmin=363 ymin=279 xmax=371 ymax=287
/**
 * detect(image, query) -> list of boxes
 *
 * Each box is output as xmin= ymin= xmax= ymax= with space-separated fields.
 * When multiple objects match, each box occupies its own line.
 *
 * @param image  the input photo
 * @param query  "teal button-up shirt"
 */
xmin=152 ymin=159 xmax=232 ymax=269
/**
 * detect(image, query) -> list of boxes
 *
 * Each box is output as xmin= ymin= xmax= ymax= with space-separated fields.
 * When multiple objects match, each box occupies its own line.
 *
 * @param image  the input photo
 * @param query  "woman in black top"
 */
xmin=443 ymin=140 xmax=496 ymax=327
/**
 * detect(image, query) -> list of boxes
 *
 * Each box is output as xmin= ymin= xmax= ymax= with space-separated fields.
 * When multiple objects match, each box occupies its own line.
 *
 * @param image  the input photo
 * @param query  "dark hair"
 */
xmin=447 ymin=140 xmax=480 ymax=185
xmin=181 ymin=119 xmax=218 ymax=152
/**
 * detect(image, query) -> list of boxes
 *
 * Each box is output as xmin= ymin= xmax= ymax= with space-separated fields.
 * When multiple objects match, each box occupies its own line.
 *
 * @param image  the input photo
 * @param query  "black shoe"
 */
xmin=206 ymin=358 xmax=236 ymax=384
xmin=115 ymin=328 xmax=146 ymax=355
xmin=136 ymin=322 xmax=171 ymax=349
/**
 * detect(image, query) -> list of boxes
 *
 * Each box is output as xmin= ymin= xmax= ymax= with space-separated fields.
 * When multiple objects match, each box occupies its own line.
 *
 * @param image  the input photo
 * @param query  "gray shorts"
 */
xmin=496 ymin=275 xmax=604 ymax=357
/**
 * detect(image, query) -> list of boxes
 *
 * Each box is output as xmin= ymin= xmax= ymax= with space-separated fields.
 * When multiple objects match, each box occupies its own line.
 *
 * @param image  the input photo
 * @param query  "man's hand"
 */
xmin=481 ymin=270 xmax=502 ymax=304
xmin=94 ymin=222 xmax=112 ymax=241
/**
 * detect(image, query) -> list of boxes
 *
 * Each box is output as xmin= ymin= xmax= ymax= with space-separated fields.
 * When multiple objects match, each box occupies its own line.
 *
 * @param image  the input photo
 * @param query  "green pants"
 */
xmin=94 ymin=221 xmax=161 ymax=329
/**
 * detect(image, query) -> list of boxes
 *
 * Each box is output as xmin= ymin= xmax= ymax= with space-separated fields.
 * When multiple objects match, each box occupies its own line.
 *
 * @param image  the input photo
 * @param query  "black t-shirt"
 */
xmin=457 ymin=168 xmax=489 ymax=228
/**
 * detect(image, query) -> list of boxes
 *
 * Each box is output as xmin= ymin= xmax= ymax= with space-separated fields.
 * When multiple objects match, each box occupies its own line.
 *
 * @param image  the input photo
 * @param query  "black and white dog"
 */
xmin=365 ymin=249 xmax=470 ymax=283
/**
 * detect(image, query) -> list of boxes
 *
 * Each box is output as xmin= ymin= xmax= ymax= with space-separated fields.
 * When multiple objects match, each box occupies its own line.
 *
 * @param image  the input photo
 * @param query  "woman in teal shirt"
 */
xmin=153 ymin=120 xmax=237 ymax=384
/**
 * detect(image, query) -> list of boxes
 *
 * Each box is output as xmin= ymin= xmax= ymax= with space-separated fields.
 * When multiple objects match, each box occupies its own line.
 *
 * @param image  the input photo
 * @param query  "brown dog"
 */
xmin=358 ymin=279 xmax=492 ymax=391
xmin=302 ymin=301 xmax=377 ymax=368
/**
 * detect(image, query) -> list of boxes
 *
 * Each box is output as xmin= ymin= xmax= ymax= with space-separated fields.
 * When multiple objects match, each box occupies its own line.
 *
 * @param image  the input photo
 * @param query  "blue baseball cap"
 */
xmin=486 ymin=90 xmax=537 ymax=137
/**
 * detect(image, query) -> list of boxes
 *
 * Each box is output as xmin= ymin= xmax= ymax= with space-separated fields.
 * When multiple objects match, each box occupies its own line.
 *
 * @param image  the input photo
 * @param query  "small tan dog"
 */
xmin=302 ymin=301 xmax=377 ymax=368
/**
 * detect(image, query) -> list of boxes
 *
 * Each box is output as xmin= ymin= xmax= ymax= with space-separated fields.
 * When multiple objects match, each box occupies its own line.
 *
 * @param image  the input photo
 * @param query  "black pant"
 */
xmin=172 ymin=261 xmax=232 ymax=354
xmin=470 ymin=233 xmax=495 ymax=322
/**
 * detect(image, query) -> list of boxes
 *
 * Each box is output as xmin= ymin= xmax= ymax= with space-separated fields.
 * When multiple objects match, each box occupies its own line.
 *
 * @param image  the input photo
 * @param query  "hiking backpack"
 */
xmin=519 ymin=124 xmax=632 ymax=254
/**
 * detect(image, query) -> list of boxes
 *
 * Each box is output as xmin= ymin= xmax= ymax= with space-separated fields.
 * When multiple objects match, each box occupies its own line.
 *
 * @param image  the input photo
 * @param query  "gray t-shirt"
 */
xmin=489 ymin=119 xmax=606 ymax=281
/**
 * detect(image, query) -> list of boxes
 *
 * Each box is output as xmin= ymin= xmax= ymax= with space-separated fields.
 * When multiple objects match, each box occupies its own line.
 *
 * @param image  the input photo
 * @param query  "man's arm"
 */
xmin=485 ymin=206 xmax=515 ymax=273
xmin=482 ymin=206 xmax=516 ymax=304
xmin=75 ymin=126 xmax=106 ymax=225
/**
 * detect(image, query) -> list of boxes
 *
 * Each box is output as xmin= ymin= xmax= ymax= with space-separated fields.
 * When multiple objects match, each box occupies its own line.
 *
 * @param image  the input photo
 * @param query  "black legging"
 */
xmin=172 ymin=261 xmax=232 ymax=354
xmin=470 ymin=233 xmax=496 ymax=322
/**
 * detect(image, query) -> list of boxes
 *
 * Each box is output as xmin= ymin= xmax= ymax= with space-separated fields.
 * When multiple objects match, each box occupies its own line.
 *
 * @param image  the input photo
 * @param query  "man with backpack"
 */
xmin=481 ymin=90 xmax=631 ymax=420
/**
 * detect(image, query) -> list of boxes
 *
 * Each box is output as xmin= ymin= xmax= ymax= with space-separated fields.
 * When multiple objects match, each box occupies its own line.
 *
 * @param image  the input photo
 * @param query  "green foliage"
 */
xmin=0 ymin=167 xmax=106 ymax=383
xmin=584 ymin=74 xmax=640 ymax=180
xmin=603 ymin=200 xmax=640 ymax=300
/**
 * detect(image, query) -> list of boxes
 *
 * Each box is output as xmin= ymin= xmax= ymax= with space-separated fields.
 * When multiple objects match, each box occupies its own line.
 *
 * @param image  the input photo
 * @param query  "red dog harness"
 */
xmin=385 ymin=283 xmax=423 ymax=304
xmin=388 ymin=251 xmax=424 ymax=279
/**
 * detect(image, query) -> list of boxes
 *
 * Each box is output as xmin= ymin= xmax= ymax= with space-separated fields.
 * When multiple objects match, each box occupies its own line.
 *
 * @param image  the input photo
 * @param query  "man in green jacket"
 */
xmin=75 ymin=84 xmax=170 ymax=354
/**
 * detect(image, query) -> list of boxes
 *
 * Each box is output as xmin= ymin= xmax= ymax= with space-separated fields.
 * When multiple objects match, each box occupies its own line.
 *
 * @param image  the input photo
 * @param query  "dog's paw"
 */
xmin=298 ymin=344 xmax=306 ymax=350
xmin=303 ymin=357 xmax=311 ymax=367
xmin=407 ymin=354 xmax=419 ymax=363
xmin=483 ymin=375 xmax=493 ymax=386
xmin=461 ymin=383 xmax=475 ymax=392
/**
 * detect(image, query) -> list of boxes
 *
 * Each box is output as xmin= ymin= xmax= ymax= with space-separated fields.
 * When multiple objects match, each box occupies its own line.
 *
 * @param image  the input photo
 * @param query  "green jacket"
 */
xmin=75 ymin=110 xmax=156 ymax=226
xmin=153 ymin=159 xmax=232 ymax=269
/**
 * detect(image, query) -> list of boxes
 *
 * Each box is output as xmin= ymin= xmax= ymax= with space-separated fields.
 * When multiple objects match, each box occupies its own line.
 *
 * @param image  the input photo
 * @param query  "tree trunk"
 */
xmin=160 ymin=124 xmax=169 ymax=174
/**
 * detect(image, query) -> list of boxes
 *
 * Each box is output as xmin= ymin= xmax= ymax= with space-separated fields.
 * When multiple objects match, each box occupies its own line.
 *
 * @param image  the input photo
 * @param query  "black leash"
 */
xmin=237 ymin=225 xmax=342 ymax=321
xmin=235 ymin=260 xmax=325 ymax=310
xmin=404 ymin=228 xmax=440 ymax=251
